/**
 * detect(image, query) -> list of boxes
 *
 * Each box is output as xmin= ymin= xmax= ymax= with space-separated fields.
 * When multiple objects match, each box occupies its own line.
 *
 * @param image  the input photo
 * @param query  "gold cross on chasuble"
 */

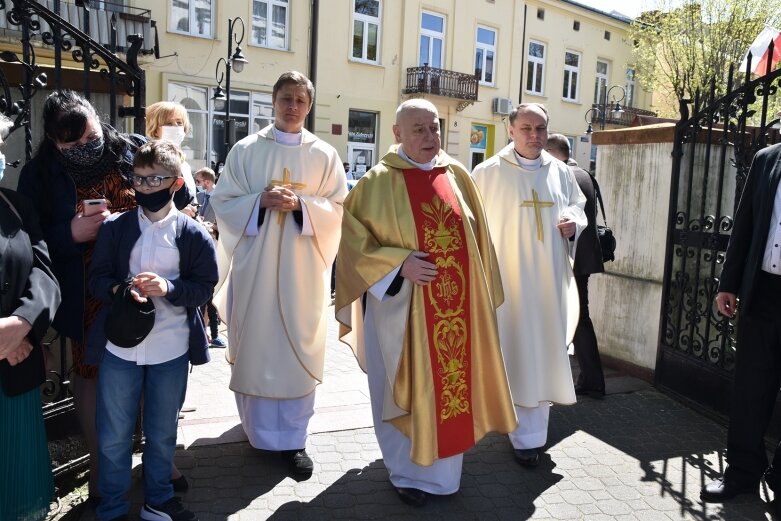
xmin=270 ymin=168 xmax=307 ymax=224
xmin=520 ymin=189 xmax=554 ymax=242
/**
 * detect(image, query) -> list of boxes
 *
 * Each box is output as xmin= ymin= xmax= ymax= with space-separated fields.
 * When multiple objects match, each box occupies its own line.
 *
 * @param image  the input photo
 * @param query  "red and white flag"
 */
xmin=740 ymin=26 xmax=781 ymax=76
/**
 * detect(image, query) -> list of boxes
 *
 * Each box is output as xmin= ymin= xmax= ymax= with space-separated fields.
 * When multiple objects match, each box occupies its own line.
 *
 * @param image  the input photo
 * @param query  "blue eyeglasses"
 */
xmin=131 ymin=174 xmax=178 ymax=188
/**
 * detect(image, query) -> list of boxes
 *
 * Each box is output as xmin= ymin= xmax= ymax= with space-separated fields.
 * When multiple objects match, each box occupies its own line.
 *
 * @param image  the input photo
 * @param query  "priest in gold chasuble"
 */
xmin=211 ymin=72 xmax=347 ymax=474
xmin=472 ymin=103 xmax=586 ymax=468
xmin=336 ymin=100 xmax=516 ymax=505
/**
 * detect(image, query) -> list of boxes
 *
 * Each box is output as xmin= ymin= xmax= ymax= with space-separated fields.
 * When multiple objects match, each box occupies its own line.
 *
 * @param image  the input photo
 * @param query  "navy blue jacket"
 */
xmin=17 ymin=136 xmax=194 ymax=341
xmin=85 ymin=209 xmax=218 ymax=366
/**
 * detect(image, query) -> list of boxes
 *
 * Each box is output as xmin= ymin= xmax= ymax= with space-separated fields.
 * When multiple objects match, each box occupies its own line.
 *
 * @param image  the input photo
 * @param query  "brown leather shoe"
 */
xmin=700 ymin=478 xmax=756 ymax=502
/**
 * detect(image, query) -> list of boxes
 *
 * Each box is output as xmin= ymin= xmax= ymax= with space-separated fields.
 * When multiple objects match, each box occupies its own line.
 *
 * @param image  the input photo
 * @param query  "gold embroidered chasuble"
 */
xmin=211 ymin=125 xmax=347 ymax=398
xmin=336 ymin=146 xmax=517 ymax=466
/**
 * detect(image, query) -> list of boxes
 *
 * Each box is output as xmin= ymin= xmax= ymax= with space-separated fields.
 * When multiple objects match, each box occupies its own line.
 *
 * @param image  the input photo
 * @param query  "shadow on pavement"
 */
xmin=268 ymin=389 xmax=773 ymax=521
xmin=546 ymin=389 xmax=772 ymax=521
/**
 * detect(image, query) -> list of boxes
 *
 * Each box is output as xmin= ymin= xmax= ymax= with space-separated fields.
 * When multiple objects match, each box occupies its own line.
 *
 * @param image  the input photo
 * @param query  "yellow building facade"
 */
xmin=0 ymin=0 xmax=653 ymax=176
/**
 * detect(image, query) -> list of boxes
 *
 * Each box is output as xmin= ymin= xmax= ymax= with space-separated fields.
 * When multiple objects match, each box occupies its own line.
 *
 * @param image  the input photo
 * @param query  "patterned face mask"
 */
xmin=59 ymin=137 xmax=105 ymax=167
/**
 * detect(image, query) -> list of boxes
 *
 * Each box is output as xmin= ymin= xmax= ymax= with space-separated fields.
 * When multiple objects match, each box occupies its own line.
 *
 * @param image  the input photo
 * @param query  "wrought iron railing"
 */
xmin=589 ymin=104 xmax=657 ymax=127
xmin=655 ymin=39 xmax=781 ymax=417
xmin=403 ymin=64 xmax=479 ymax=101
xmin=0 ymin=0 xmax=148 ymax=159
xmin=0 ymin=0 xmax=152 ymax=53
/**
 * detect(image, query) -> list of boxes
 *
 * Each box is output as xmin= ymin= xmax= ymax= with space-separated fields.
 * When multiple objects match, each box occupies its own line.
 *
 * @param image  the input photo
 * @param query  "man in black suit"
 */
xmin=701 ymin=143 xmax=781 ymax=510
xmin=547 ymin=134 xmax=605 ymax=398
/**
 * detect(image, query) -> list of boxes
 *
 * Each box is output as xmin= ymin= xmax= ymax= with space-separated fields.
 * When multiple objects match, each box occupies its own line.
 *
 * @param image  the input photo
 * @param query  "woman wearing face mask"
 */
xmin=16 ymin=90 xmax=192 ymax=506
xmin=145 ymin=102 xmax=198 ymax=217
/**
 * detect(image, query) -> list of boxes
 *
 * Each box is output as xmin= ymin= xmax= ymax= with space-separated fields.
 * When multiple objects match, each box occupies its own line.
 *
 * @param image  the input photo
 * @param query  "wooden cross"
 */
xmin=520 ymin=189 xmax=554 ymax=242
xmin=270 ymin=168 xmax=307 ymax=224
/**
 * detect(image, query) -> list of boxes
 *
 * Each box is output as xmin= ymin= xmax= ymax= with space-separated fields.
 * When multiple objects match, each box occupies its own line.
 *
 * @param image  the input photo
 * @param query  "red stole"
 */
xmin=402 ymin=167 xmax=475 ymax=458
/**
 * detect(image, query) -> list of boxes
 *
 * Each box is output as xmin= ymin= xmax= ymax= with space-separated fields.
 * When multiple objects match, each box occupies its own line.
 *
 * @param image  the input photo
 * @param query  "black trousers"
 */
xmin=725 ymin=271 xmax=781 ymax=488
xmin=205 ymin=301 xmax=220 ymax=338
xmin=573 ymin=274 xmax=605 ymax=392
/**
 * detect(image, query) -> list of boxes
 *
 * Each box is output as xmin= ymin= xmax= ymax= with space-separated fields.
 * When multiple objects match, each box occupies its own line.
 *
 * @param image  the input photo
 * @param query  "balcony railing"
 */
xmin=403 ymin=64 xmax=479 ymax=101
xmin=589 ymin=103 xmax=657 ymax=127
xmin=0 ymin=0 xmax=153 ymax=53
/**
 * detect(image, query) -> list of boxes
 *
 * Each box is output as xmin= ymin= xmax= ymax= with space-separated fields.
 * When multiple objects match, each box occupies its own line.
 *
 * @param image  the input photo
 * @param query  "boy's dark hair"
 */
xmin=194 ymin=167 xmax=216 ymax=183
xmin=133 ymin=141 xmax=183 ymax=177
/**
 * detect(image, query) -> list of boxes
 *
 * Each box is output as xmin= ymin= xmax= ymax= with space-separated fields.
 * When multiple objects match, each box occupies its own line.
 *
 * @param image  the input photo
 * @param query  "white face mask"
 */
xmin=160 ymin=125 xmax=186 ymax=146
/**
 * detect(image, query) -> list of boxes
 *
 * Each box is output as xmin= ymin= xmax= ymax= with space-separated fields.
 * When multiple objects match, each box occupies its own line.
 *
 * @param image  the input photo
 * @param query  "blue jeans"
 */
xmin=96 ymin=351 xmax=189 ymax=521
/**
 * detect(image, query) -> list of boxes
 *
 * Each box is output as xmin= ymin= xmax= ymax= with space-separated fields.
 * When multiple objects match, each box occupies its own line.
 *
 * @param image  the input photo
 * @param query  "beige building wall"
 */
xmin=130 ymin=0 xmax=652 ymax=172
xmin=522 ymin=0 xmax=652 ymax=167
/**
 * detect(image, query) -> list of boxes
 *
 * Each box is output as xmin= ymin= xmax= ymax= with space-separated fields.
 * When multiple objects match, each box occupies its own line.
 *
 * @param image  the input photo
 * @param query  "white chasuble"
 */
xmin=211 ymin=125 xmax=347 ymax=398
xmin=472 ymin=146 xmax=586 ymax=407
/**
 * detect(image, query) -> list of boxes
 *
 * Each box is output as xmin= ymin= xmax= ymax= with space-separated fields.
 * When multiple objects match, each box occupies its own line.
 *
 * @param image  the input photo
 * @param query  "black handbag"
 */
xmin=590 ymin=174 xmax=616 ymax=263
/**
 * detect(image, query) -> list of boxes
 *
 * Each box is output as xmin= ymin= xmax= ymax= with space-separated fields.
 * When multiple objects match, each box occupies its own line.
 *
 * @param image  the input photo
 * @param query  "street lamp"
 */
xmin=212 ymin=17 xmax=248 ymax=168
xmin=584 ymin=85 xmax=625 ymax=134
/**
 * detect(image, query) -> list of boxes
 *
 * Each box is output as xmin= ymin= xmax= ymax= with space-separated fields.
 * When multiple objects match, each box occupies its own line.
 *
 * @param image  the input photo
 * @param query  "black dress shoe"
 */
xmin=394 ymin=486 xmax=427 ymax=507
xmin=700 ymin=478 xmax=756 ymax=502
xmin=514 ymin=448 xmax=540 ymax=468
xmin=575 ymin=387 xmax=605 ymax=399
xmin=282 ymin=449 xmax=314 ymax=475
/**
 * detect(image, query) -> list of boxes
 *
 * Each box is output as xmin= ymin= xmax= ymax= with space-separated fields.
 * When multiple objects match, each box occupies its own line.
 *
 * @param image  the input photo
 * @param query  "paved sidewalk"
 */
xmin=66 ymin=313 xmax=775 ymax=520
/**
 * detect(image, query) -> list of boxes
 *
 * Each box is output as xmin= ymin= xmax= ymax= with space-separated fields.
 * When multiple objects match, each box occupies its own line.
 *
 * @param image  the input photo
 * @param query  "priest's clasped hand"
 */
xmin=262 ymin=185 xmax=301 ymax=212
xmin=556 ymin=217 xmax=576 ymax=238
xmin=401 ymin=251 xmax=438 ymax=285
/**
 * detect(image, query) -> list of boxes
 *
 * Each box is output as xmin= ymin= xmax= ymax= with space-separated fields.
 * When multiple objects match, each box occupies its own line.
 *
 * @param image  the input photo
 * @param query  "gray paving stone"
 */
xmin=50 ymin=315 xmax=779 ymax=521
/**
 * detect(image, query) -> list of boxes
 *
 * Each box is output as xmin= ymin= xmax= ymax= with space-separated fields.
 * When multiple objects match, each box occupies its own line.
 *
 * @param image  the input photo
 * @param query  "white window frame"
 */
xmin=526 ymin=40 xmax=545 ymax=95
xmin=251 ymin=0 xmax=289 ymax=50
xmin=419 ymin=11 xmax=445 ymax=68
xmin=594 ymin=60 xmax=609 ymax=104
xmin=351 ymin=0 xmax=381 ymax=64
xmin=625 ymin=67 xmax=636 ymax=108
xmin=475 ymin=26 xmax=497 ymax=86
xmin=562 ymin=50 xmax=581 ymax=102
xmin=169 ymin=0 xmax=214 ymax=38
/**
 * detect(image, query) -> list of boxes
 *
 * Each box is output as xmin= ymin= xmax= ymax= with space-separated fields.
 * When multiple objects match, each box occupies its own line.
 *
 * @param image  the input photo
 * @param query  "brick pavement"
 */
xmin=65 ymin=312 xmax=775 ymax=520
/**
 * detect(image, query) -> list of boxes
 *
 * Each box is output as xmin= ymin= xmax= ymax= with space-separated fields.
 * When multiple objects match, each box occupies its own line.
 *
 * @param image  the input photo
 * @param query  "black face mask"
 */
xmin=134 ymin=188 xmax=174 ymax=212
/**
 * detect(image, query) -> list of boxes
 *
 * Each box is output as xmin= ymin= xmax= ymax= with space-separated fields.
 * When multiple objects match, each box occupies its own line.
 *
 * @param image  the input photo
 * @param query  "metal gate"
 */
xmin=656 ymin=49 xmax=781 ymax=416
xmin=0 ymin=0 xmax=148 ymax=486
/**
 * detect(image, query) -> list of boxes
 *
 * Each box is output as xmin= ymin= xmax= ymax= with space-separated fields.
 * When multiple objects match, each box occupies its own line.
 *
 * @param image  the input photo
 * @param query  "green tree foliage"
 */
xmin=629 ymin=0 xmax=781 ymax=117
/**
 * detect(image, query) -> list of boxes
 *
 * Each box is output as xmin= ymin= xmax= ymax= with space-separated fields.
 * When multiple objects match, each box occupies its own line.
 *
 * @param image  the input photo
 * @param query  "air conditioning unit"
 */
xmin=492 ymin=97 xmax=513 ymax=115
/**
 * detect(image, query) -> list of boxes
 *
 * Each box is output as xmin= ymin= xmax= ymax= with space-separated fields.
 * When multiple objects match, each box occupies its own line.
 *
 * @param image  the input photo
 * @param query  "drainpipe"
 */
xmin=306 ymin=0 xmax=319 ymax=131
xmin=519 ymin=3 xmax=527 ymax=105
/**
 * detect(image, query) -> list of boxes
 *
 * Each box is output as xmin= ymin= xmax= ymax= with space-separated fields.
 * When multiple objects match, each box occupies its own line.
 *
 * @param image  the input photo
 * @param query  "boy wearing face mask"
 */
xmin=86 ymin=141 xmax=217 ymax=521
xmin=146 ymin=102 xmax=198 ymax=212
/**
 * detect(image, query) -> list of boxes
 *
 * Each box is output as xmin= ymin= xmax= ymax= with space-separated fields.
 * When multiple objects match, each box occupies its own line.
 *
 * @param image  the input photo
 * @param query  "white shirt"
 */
xmin=106 ymin=207 xmax=189 ymax=364
xmin=762 ymin=180 xmax=781 ymax=275
xmin=398 ymin=146 xmax=437 ymax=171
xmin=514 ymin=149 xmax=543 ymax=171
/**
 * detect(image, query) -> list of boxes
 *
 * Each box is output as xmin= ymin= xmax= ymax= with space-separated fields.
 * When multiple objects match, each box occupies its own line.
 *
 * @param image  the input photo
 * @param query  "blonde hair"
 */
xmin=145 ymin=101 xmax=191 ymax=139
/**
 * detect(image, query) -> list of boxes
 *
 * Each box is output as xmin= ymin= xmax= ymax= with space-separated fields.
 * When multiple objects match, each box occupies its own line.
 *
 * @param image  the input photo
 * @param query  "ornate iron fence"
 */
xmin=656 ymin=42 xmax=781 ymax=415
